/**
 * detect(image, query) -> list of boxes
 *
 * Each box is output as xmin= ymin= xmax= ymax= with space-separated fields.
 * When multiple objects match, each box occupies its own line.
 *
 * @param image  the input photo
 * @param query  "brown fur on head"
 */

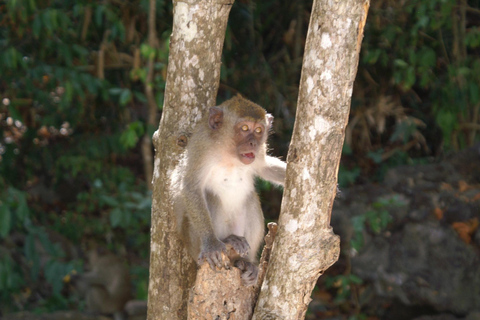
xmin=207 ymin=95 xmax=272 ymax=134
xmin=224 ymin=94 xmax=267 ymax=121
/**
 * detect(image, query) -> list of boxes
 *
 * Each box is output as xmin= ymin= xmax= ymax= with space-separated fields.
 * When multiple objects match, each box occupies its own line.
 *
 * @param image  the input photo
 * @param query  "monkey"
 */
xmin=72 ymin=248 xmax=132 ymax=320
xmin=173 ymin=94 xmax=286 ymax=286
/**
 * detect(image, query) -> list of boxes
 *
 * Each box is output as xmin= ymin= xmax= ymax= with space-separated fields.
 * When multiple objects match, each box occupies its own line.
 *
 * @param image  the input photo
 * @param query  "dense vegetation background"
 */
xmin=1 ymin=0 xmax=479 ymax=318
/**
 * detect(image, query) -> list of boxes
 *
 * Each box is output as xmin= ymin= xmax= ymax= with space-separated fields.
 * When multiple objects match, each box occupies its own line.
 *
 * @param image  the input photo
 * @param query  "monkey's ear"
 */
xmin=266 ymin=113 xmax=274 ymax=129
xmin=209 ymin=107 xmax=224 ymax=130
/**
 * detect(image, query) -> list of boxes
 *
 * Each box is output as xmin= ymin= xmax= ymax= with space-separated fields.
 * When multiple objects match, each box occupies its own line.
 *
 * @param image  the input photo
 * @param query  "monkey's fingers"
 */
xmin=199 ymin=251 xmax=230 ymax=270
xmin=235 ymin=261 xmax=258 ymax=286
xmin=223 ymin=235 xmax=250 ymax=257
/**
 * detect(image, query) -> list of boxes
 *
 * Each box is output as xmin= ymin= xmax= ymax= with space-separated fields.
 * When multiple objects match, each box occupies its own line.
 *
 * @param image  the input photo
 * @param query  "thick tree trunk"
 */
xmin=252 ymin=0 xmax=369 ymax=319
xmin=147 ymin=1 xmax=234 ymax=319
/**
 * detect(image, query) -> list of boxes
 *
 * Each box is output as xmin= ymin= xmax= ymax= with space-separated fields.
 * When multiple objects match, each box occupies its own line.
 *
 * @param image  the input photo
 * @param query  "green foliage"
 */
xmin=351 ymin=195 xmax=407 ymax=252
xmin=0 ymin=185 xmax=83 ymax=311
xmin=131 ymin=265 xmax=149 ymax=300
xmin=120 ymin=121 xmax=145 ymax=149
xmin=338 ymin=165 xmax=361 ymax=188
xmin=0 ymin=187 xmax=29 ymax=238
xmin=0 ymin=0 xmax=170 ymax=312
xmin=325 ymin=273 xmax=363 ymax=303
xmin=360 ymin=0 xmax=480 ymax=150
xmin=0 ymin=255 xmax=25 ymax=303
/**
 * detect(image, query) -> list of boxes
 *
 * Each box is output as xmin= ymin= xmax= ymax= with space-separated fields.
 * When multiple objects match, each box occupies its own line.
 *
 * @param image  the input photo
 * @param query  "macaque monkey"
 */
xmin=173 ymin=94 xmax=286 ymax=285
xmin=73 ymin=248 xmax=132 ymax=320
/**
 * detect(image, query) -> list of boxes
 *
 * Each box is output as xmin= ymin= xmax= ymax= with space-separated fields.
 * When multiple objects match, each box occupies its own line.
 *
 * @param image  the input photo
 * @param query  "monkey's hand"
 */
xmin=234 ymin=260 xmax=259 ymax=287
xmin=198 ymin=238 xmax=229 ymax=270
xmin=223 ymin=235 xmax=250 ymax=258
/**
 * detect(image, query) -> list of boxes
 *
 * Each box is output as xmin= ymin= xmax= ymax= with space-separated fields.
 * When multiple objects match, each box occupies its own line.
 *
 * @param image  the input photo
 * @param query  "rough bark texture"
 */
xmin=252 ymin=0 xmax=370 ymax=319
xmin=188 ymin=265 xmax=255 ymax=319
xmin=187 ymin=223 xmax=278 ymax=319
xmin=147 ymin=1 xmax=234 ymax=319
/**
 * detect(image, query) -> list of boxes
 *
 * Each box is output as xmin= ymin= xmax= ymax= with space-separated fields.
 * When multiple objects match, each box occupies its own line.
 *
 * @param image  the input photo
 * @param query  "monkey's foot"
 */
xmin=198 ymin=239 xmax=230 ymax=269
xmin=223 ymin=235 xmax=250 ymax=258
xmin=234 ymin=260 xmax=258 ymax=286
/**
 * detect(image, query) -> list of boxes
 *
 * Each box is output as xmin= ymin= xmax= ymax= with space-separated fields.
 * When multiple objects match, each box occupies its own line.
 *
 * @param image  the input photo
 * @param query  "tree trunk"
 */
xmin=252 ymin=0 xmax=369 ymax=319
xmin=147 ymin=0 xmax=234 ymax=319
xmin=186 ymin=223 xmax=277 ymax=319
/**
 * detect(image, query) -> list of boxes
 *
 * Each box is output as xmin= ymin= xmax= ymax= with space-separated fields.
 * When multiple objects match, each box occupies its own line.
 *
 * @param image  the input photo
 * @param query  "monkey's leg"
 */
xmin=234 ymin=259 xmax=259 ymax=286
xmin=223 ymin=234 xmax=250 ymax=258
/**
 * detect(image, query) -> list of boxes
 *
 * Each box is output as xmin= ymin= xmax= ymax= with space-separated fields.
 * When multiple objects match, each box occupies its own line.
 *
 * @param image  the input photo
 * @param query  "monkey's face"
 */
xmin=234 ymin=120 xmax=266 ymax=165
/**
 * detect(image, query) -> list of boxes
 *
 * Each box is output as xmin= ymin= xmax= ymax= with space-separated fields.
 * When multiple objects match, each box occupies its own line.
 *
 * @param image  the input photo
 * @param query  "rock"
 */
xmin=330 ymin=147 xmax=480 ymax=318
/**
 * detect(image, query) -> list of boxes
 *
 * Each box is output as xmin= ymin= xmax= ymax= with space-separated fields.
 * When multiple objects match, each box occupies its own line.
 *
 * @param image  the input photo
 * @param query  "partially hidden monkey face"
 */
xmin=234 ymin=120 xmax=266 ymax=165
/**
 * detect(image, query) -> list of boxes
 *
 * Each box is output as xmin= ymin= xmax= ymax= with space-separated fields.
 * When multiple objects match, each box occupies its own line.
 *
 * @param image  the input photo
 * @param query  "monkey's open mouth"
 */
xmin=242 ymin=153 xmax=255 ymax=159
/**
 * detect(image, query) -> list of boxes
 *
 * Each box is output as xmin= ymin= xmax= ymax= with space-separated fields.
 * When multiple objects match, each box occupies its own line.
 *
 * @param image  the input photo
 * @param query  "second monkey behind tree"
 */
xmin=172 ymin=95 xmax=286 ymax=286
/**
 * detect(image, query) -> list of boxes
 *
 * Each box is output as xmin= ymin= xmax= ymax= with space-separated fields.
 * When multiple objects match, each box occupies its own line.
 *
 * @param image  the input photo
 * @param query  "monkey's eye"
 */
xmin=241 ymin=125 xmax=249 ymax=131
xmin=254 ymin=127 xmax=262 ymax=133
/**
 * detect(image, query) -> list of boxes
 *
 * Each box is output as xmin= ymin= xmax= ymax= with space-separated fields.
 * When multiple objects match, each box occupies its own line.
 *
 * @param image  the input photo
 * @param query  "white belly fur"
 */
xmin=204 ymin=164 xmax=254 ymax=240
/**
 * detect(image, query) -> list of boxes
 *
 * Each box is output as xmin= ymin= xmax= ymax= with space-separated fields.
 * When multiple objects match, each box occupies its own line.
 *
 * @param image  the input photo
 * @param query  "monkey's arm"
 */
xmin=257 ymin=156 xmax=287 ymax=186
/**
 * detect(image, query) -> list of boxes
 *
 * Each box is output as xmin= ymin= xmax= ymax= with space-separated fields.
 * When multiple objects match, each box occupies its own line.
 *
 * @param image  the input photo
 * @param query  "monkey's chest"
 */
xmin=205 ymin=165 xmax=254 ymax=214
xmin=206 ymin=166 xmax=253 ymax=201
xmin=205 ymin=167 xmax=254 ymax=238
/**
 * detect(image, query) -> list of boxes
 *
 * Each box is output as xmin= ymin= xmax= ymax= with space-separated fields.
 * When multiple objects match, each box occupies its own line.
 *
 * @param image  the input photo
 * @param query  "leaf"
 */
xmin=458 ymin=180 xmax=469 ymax=192
xmin=16 ymin=195 xmax=30 ymax=222
xmin=140 ymin=43 xmax=156 ymax=59
xmin=120 ymin=129 xmax=138 ymax=149
xmin=348 ymin=274 xmax=363 ymax=284
xmin=419 ymin=47 xmax=436 ymax=68
xmin=64 ymin=80 xmax=74 ymax=103
xmin=0 ymin=205 xmax=12 ymax=238
xmin=457 ymin=67 xmax=471 ymax=76
xmin=44 ymin=260 xmax=65 ymax=295
xmin=134 ymin=91 xmax=147 ymax=103
xmin=394 ymin=59 xmax=408 ymax=68
xmin=469 ymin=82 xmax=480 ymax=105
xmin=95 ymin=5 xmax=105 ymax=26
xmin=100 ymin=195 xmax=119 ymax=207
xmin=32 ymin=15 xmax=42 ymax=39
xmin=435 ymin=109 xmax=457 ymax=142
xmin=433 ymin=207 xmax=444 ymax=220
xmin=24 ymin=234 xmax=40 ymax=280
xmin=405 ymin=66 xmax=416 ymax=88
xmin=367 ymin=150 xmax=383 ymax=164
xmin=119 ymin=89 xmax=132 ymax=106
xmin=110 ymin=207 xmax=123 ymax=227
xmin=109 ymin=87 xmax=123 ymax=95
xmin=452 ymin=218 xmax=479 ymax=244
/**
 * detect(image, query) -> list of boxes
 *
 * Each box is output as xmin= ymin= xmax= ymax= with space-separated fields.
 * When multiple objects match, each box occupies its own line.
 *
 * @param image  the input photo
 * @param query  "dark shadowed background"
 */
xmin=1 ymin=0 xmax=480 ymax=319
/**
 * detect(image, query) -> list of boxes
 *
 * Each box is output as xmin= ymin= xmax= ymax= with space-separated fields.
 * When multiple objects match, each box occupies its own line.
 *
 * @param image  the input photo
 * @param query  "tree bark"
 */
xmin=252 ymin=0 xmax=369 ymax=319
xmin=147 ymin=0 xmax=234 ymax=319
xmin=187 ymin=223 xmax=277 ymax=319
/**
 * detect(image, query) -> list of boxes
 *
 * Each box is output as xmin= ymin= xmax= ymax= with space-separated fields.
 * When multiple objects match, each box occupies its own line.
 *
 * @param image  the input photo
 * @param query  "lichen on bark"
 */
xmin=147 ymin=1 xmax=234 ymax=319
xmin=253 ymin=0 xmax=370 ymax=319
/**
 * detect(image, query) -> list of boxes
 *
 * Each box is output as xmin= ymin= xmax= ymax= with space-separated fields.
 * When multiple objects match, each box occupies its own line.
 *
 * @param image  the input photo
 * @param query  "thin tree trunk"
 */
xmin=147 ymin=0 xmax=234 ymax=319
xmin=253 ymin=0 xmax=369 ymax=319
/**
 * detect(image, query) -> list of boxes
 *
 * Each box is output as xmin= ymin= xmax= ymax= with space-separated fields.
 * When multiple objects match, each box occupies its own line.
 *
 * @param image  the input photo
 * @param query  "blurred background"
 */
xmin=1 ymin=0 xmax=480 ymax=319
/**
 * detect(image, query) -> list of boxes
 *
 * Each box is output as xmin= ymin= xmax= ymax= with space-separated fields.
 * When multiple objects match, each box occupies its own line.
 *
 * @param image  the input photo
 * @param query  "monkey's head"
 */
xmin=208 ymin=95 xmax=272 ymax=165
